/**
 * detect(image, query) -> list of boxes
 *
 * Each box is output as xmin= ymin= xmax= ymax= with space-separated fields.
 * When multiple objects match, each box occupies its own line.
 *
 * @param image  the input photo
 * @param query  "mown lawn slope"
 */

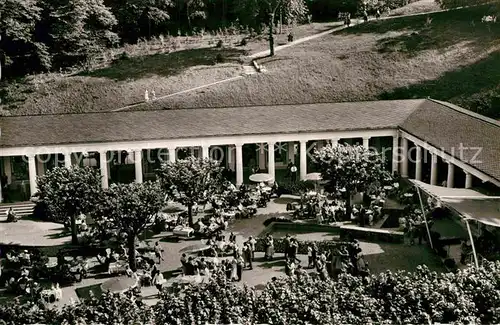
xmin=156 ymin=4 xmax=500 ymax=119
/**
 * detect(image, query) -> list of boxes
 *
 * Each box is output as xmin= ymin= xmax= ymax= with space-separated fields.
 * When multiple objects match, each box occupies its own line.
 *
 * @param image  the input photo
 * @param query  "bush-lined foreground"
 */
xmin=1 ymin=262 xmax=499 ymax=325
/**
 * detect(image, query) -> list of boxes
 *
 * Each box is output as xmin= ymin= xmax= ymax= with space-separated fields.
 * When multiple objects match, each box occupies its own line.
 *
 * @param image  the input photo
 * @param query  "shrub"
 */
xmin=216 ymin=40 xmax=223 ymax=48
xmin=254 ymin=237 xmax=354 ymax=254
xmin=276 ymin=181 xmax=315 ymax=196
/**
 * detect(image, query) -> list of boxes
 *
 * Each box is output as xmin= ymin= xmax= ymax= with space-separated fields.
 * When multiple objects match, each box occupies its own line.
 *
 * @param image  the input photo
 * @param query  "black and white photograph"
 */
xmin=0 ymin=0 xmax=499 ymax=324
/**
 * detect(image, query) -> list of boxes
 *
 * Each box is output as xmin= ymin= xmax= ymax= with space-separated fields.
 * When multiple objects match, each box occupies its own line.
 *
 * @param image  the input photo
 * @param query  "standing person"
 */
xmin=154 ymin=242 xmax=164 ymax=263
xmin=248 ymin=236 xmax=256 ymax=260
xmin=290 ymin=164 xmax=298 ymax=183
xmin=231 ymin=257 xmax=238 ymax=281
xmin=289 ymin=238 xmax=301 ymax=264
xmin=307 ymin=245 xmax=313 ymax=268
xmin=153 ymin=272 xmax=166 ymax=297
xmin=265 ymin=235 xmax=274 ymax=260
xmin=236 ymin=255 xmax=244 ymax=281
xmin=180 ymin=253 xmax=187 ymax=274
xmin=284 ymin=234 xmax=291 ymax=260
xmin=243 ymin=243 xmax=253 ymax=270
xmin=312 ymin=242 xmax=318 ymax=268
xmin=286 ymin=159 xmax=293 ymax=178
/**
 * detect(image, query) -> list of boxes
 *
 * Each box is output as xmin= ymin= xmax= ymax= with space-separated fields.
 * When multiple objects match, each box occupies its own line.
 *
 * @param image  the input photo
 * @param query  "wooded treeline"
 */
xmin=0 ymin=0 xmax=414 ymax=79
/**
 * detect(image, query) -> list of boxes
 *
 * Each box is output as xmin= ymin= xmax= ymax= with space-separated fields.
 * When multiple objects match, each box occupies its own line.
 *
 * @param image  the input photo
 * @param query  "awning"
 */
xmin=410 ymin=180 xmax=500 ymax=228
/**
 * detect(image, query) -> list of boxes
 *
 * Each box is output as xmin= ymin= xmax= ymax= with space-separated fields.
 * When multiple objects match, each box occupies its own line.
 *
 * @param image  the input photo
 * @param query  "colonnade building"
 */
xmin=0 ymin=98 xmax=499 ymax=202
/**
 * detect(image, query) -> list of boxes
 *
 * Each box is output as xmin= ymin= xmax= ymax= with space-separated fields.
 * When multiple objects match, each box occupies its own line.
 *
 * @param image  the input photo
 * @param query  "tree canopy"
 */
xmin=312 ymin=143 xmax=388 ymax=216
xmin=155 ymin=156 xmax=225 ymax=226
xmin=1 ymin=262 xmax=500 ymax=324
xmin=34 ymin=166 xmax=102 ymax=244
xmin=94 ymin=181 xmax=164 ymax=270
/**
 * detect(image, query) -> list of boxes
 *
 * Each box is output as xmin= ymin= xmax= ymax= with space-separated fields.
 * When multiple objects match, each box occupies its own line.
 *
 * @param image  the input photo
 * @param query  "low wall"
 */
xmin=258 ymin=221 xmax=341 ymax=238
xmin=340 ymin=225 xmax=404 ymax=243
xmin=254 ymin=237 xmax=354 ymax=254
xmin=257 ymin=222 xmax=355 ymax=254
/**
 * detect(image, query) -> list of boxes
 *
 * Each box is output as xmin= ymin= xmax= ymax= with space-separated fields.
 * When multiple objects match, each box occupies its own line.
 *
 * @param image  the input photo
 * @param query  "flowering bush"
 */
xmin=1 ymin=262 xmax=499 ymax=324
xmin=254 ymin=237 xmax=355 ymax=255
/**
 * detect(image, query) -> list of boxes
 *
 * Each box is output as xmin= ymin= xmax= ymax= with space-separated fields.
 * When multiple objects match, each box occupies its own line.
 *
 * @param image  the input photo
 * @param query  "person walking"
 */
xmin=248 ymin=236 xmax=256 ymax=260
xmin=236 ymin=255 xmax=244 ymax=281
xmin=154 ymin=242 xmax=164 ymax=263
xmin=284 ymin=234 xmax=291 ymax=260
xmin=289 ymin=238 xmax=301 ymax=264
xmin=307 ymin=245 xmax=313 ymax=268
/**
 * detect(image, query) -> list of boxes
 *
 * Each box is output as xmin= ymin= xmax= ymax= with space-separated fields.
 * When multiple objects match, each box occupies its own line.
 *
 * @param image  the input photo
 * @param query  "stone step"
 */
xmin=242 ymin=65 xmax=257 ymax=75
xmin=0 ymin=202 xmax=35 ymax=216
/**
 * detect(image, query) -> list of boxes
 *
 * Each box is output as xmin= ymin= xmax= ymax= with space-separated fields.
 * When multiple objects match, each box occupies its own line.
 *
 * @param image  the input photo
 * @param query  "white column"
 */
xmin=235 ymin=144 xmax=243 ymax=186
xmin=392 ymin=136 xmax=399 ymax=175
xmin=287 ymin=142 xmax=295 ymax=163
xmin=99 ymin=151 xmax=109 ymax=189
xmin=64 ymin=153 xmax=72 ymax=168
xmin=227 ymin=146 xmax=236 ymax=170
xmin=4 ymin=157 xmax=12 ymax=185
xmin=168 ymin=147 xmax=176 ymax=163
xmin=28 ymin=155 xmax=37 ymax=196
xmin=430 ymin=153 xmax=438 ymax=185
xmin=300 ymin=140 xmax=307 ymax=180
xmin=268 ymin=141 xmax=275 ymax=180
xmin=36 ymin=156 xmax=45 ymax=176
xmin=202 ymin=146 xmax=209 ymax=160
xmin=134 ymin=150 xmax=143 ymax=183
xmin=331 ymin=138 xmax=339 ymax=146
xmin=258 ymin=143 xmax=266 ymax=170
xmin=415 ymin=146 xmax=422 ymax=181
xmin=363 ymin=137 xmax=370 ymax=149
xmin=447 ymin=162 xmax=454 ymax=188
xmin=401 ymin=137 xmax=409 ymax=177
xmin=465 ymin=172 xmax=473 ymax=189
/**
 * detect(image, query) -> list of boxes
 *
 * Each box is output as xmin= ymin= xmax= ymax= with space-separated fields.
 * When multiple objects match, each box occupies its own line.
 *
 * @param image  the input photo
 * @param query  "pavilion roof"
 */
xmin=0 ymin=99 xmax=422 ymax=147
xmin=0 ymin=98 xmax=498 ymax=182
xmin=400 ymin=99 xmax=500 ymax=182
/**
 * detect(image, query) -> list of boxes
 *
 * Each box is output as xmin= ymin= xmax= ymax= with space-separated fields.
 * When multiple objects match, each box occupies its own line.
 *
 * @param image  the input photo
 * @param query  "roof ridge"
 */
xmin=0 ymin=99 xmax=426 ymax=119
xmin=427 ymin=98 xmax=500 ymax=128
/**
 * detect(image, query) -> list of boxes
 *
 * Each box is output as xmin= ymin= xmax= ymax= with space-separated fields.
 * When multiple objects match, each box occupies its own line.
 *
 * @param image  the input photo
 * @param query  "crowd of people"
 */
xmin=177 ymin=234 xmax=258 ymax=283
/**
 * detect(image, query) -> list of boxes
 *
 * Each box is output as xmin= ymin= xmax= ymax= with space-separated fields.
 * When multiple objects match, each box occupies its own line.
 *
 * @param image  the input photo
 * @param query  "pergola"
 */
xmin=411 ymin=180 xmax=500 ymax=268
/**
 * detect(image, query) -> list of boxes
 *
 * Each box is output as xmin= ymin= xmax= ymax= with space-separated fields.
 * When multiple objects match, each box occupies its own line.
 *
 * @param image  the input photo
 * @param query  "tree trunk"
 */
xmin=345 ymin=190 xmax=352 ymax=221
xmin=128 ymin=235 xmax=137 ymax=271
xmin=279 ymin=9 xmax=283 ymax=34
xmin=269 ymin=14 xmax=275 ymax=56
xmin=71 ymin=214 xmax=78 ymax=245
xmin=188 ymin=204 xmax=194 ymax=227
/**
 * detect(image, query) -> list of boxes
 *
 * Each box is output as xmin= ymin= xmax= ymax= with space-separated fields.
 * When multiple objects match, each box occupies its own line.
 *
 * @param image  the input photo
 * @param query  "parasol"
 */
xmin=170 ymin=274 xmax=207 ymax=285
xmin=249 ymin=173 xmax=274 ymax=183
xmin=304 ymin=172 xmax=322 ymax=181
xmin=101 ymin=276 xmax=137 ymax=293
xmin=179 ymin=243 xmax=211 ymax=254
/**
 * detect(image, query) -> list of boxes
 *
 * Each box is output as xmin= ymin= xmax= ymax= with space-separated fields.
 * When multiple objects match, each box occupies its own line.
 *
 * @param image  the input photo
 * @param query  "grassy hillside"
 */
xmin=147 ymin=4 xmax=499 ymax=119
xmin=1 ymin=3 xmax=498 ymax=118
xmin=0 ymin=22 xmax=339 ymax=116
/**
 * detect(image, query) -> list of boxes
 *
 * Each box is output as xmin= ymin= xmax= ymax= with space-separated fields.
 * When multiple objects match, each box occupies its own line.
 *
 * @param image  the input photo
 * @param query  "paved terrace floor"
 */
xmin=0 ymin=195 xmax=445 ymax=307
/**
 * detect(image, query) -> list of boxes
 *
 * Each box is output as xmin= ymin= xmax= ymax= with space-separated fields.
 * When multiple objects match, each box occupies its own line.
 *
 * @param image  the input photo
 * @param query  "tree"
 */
xmin=0 ymin=0 xmax=51 ymax=77
xmin=156 ymin=156 xmax=225 ymax=227
xmin=435 ymin=0 xmax=492 ymax=9
xmin=35 ymin=166 xmax=102 ymax=245
xmin=43 ymin=0 xmax=119 ymax=69
xmin=95 ymin=181 xmax=164 ymax=271
xmin=113 ymin=0 xmax=173 ymax=42
xmin=312 ymin=143 xmax=387 ymax=218
xmin=264 ymin=0 xmax=308 ymax=55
